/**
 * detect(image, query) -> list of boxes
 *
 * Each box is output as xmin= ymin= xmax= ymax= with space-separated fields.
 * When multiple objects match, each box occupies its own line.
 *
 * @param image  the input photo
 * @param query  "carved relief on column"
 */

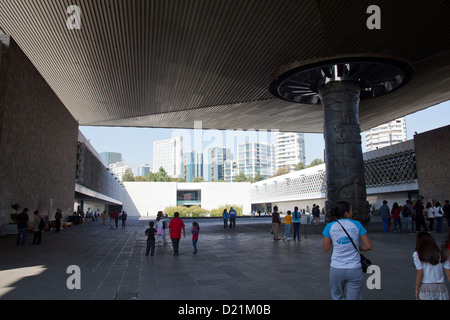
xmin=319 ymin=81 xmax=370 ymax=223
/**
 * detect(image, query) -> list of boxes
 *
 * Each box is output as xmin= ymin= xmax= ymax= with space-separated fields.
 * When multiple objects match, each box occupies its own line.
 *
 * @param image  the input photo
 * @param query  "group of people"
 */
xmin=321 ymin=200 xmax=450 ymax=300
xmin=108 ymin=210 xmax=128 ymax=229
xmin=379 ymin=199 xmax=450 ymax=233
xmin=145 ymin=211 xmax=199 ymax=257
xmin=271 ymin=206 xmax=303 ymax=241
xmin=15 ymin=208 xmax=64 ymax=246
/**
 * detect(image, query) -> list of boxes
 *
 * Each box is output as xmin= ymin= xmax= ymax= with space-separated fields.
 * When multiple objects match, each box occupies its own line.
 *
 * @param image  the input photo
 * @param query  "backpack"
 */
xmin=402 ymin=206 xmax=410 ymax=217
xmin=39 ymin=217 xmax=45 ymax=230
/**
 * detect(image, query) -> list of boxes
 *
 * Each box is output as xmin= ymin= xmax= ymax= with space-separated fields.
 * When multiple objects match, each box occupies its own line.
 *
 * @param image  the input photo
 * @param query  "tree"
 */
xmin=192 ymin=176 xmax=204 ymax=182
xmin=234 ymin=172 xmax=249 ymax=182
xmin=146 ymin=167 xmax=171 ymax=182
xmin=308 ymin=159 xmax=324 ymax=167
xmin=252 ymin=172 xmax=265 ymax=182
xmin=270 ymin=166 xmax=290 ymax=178
xmin=134 ymin=176 xmax=147 ymax=181
xmin=122 ymin=168 xmax=134 ymax=181
xmin=294 ymin=162 xmax=306 ymax=171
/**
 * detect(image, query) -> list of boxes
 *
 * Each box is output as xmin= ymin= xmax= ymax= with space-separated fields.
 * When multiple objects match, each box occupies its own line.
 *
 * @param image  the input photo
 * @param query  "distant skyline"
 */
xmin=80 ymin=100 xmax=450 ymax=176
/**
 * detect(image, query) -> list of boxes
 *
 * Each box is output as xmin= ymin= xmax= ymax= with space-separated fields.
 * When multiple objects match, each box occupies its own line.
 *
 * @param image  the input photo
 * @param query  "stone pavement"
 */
xmin=0 ymin=215 xmax=449 ymax=301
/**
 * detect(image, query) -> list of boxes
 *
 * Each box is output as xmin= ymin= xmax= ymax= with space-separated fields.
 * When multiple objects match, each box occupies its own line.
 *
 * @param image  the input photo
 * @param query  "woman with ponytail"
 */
xmin=322 ymin=201 xmax=373 ymax=300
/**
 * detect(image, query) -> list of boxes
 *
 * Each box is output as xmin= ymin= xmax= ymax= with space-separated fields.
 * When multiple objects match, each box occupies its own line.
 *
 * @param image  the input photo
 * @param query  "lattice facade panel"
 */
xmin=364 ymin=150 xmax=417 ymax=188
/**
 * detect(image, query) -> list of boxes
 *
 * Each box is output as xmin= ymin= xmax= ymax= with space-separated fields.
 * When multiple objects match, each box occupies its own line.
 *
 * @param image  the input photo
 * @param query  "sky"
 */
xmin=80 ymin=100 xmax=450 ymax=175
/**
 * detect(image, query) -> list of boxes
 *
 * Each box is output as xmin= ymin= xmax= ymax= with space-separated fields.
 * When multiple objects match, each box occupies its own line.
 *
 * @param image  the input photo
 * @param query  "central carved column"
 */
xmin=318 ymin=81 xmax=370 ymax=223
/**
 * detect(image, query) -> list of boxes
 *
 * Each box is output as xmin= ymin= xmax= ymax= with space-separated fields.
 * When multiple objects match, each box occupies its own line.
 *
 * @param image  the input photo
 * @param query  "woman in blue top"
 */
xmin=292 ymin=206 xmax=301 ymax=241
xmin=322 ymin=201 xmax=373 ymax=300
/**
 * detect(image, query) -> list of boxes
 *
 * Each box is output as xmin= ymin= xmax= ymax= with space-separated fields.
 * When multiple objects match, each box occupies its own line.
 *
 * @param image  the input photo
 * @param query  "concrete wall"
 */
xmin=0 ymin=36 xmax=78 ymax=224
xmin=122 ymin=182 xmax=251 ymax=217
xmin=415 ymin=125 xmax=450 ymax=204
xmin=122 ymin=182 xmax=177 ymax=217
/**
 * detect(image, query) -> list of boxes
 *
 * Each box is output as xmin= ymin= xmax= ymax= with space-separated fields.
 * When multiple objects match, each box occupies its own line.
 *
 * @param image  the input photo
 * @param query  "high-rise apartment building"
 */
xmin=100 ymin=152 xmax=122 ymax=166
xmin=365 ymin=117 xmax=407 ymax=151
xmin=153 ymin=137 xmax=182 ymax=178
xmin=108 ymin=161 xmax=131 ymax=181
xmin=207 ymin=147 xmax=232 ymax=181
xmin=137 ymin=164 xmax=151 ymax=177
xmin=182 ymin=151 xmax=203 ymax=182
xmin=274 ymin=132 xmax=306 ymax=170
xmin=236 ymin=142 xmax=274 ymax=180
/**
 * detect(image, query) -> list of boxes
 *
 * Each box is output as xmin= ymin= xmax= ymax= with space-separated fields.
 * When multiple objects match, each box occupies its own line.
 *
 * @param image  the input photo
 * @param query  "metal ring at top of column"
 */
xmin=269 ymin=56 xmax=414 ymax=104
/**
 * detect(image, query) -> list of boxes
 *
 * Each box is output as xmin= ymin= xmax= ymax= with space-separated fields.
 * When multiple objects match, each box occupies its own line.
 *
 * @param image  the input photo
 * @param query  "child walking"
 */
xmin=145 ymin=221 xmax=157 ymax=256
xmin=192 ymin=222 xmax=199 ymax=254
xmin=413 ymin=231 xmax=450 ymax=300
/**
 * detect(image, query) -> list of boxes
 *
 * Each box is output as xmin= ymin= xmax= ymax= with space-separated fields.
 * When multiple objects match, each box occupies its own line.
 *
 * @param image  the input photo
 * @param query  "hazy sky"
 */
xmin=80 ymin=100 xmax=450 ymax=175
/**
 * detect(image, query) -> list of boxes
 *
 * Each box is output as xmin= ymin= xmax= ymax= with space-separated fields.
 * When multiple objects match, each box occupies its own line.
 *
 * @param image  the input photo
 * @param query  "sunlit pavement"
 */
xmin=0 ymin=216 xmax=448 ymax=300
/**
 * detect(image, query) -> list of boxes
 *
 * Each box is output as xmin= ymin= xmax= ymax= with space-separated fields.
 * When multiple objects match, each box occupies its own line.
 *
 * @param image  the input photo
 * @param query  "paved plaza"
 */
xmin=0 ymin=215 xmax=449 ymax=301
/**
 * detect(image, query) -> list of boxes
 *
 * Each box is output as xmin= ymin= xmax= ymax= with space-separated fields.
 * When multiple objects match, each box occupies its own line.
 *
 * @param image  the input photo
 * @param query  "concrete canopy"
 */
xmin=1 ymin=0 xmax=449 ymax=133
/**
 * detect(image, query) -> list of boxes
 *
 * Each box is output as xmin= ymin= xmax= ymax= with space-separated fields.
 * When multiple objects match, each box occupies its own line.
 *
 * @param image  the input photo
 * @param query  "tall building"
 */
xmin=207 ymin=147 xmax=232 ymax=181
xmin=108 ymin=161 xmax=131 ymax=181
xmin=224 ymin=160 xmax=239 ymax=182
xmin=182 ymin=151 xmax=203 ymax=182
xmin=274 ymin=132 xmax=306 ymax=170
xmin=137 ymin=164 xmax=151 ymax=177
xmin=153 ymin=137 xmax=182 ymax=178
xmin=99 ymin=152 xmax=122 ymax=166
xmin=236 ymin=142 xmax=274 ymax=180
xmin=365 ymin=117 xmax=407 ymax=151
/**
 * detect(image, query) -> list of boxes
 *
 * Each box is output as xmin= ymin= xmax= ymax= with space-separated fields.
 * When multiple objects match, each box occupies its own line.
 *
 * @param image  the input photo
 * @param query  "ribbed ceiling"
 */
xmin=1 ymin=0 xmax=449 ymax=132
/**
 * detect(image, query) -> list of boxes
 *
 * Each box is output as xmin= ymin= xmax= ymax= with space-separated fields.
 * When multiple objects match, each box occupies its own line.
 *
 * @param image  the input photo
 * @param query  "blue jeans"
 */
xmin=436 ymin=217 xmax=443 ymax=233
xmin=330 ymin=267 xmax=363 ymax=300
xmin=393 ymin=218 xmax=402 ymax=232
xmin=382 ymin=218 xmax=389 ymax=232
xmin=171 ymin=238 xmax=180 ymax=255
xmin=284 ymin=224 xmax=291 ymax=238
xmin=146 ymin=239 xmax=155 ymax=256
xmin=293 ymin=223 xmax=301 ymax=240
xmin=403 ymin=216 xmax=413 ymax=233
xmin=17 ymin=227 xmax=27 ymax=245
xmin=192 ymin=239 xmax=198 ymax=252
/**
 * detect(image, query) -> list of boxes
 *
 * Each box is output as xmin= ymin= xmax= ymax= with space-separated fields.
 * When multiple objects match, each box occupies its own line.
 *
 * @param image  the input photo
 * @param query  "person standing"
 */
xmin=413 ymin=231 xmax=450 ymax=300
xmin=31 ymin=210 xmax=43 ymax=245
xmin=272 ymin=206 xmax=281 ymax=240
xmin=55 ymin=208 xmax=63 ymax=233
xmin=16 ymin=208 xmax=29 ymax=246
xmin=426 ymin=202 xmax=435 ymax=231
xmin=443 ymin=200 xmax=450 ymax=229
xmin=114 ymin=210 xmax=119 ymax=229
xmin=322 ymin=201 xmax=373 ymax=300
xmin=145 ymin=221 xmax=157 ymax=256
xmin=434 ymin=202 xmax=444 ymax=233
xmin=282 ymin=210 xmax=292 ymax=240
xmin=192 ymin=221 xmax=199 ymax=254
xmin=292 ymin=206 xmax=301 ymax=241
xmin=402 ymin=200 xmax=414 ymax=233
xmin=109 ymin=211 xmax=116 ymax=229
xmin=379 ymin=200 xmax=391 ymax=232
xmin=121 ymin=211 xmax=127 ymax=229
xmin=222 ymin=209 xmax=228 ymax=229
xmin=414 ymin=200 xmax=428 ymax=232
xmin=229 ymin=207 xmax=237 ymax=230
xmin=155 ymin=212 xmax=165 ymax=245
xmin=168 ymin=212 xmax=185 ymax=256
xmin=391 ymin=202 xmax=402 ymax=233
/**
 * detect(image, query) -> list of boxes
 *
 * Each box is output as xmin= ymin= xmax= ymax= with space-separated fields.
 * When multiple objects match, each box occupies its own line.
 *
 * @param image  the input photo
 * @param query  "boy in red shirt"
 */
xmin=168 ymin=211 xmax=185 ymax=256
